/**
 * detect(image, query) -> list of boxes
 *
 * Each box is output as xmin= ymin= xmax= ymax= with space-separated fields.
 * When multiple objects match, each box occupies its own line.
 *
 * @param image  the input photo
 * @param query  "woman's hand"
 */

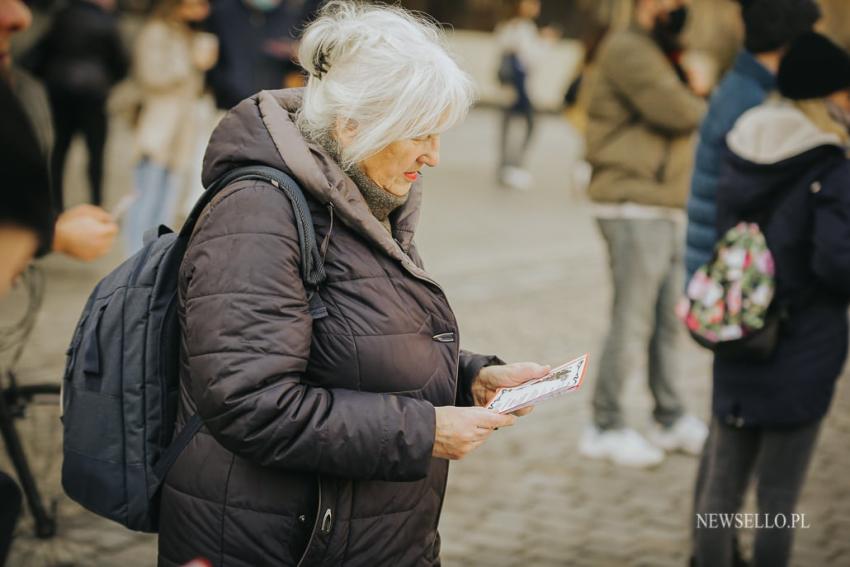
xmin=432 ymin=406 xmax=516 ymax=460
xmin=470 ymin=362 xmax=551 ymax=416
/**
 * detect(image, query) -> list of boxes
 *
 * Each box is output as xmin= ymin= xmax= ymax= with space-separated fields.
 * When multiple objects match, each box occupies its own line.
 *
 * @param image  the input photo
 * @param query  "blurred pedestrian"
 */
xmin=2 ymin=3 xmax=119 ymax=558
xmin=0 ymin=68 xmax=53 ymax=297
xmin=124 ymin=0 xmax=217 ymax=253
xmin=157 ymin=3 xmax=548 ymax=565
xmin=684 ymin=2 xmax=821 ymax=562
xmin=206 ymin=0 xmax=324 ymax=110
xmin=684 ymin=0 xmax=821 ymax=283
xmin=0 ymin=33 xmax=55 ymax=567
xmin=23 ymin=0 xmax=128 ymax=210
xmin=495 ymin=0 xmax=556 ymax=191
xmin=693 ymin=32 xmax=850 ymax=567
xmin=579 ymin=0 xmax=708 ymax=468
xmin=2 ymin=0 xmax=118 ymax=264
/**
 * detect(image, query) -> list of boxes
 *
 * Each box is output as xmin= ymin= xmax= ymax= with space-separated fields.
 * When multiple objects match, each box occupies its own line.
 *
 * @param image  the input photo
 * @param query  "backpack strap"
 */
xmin=152 ymin=414 xmax=203 ymax=482
xmin=180 ymin=165 xmax=327 ymax=290
xmin=154 ymin=167 xmax=330 ymax=485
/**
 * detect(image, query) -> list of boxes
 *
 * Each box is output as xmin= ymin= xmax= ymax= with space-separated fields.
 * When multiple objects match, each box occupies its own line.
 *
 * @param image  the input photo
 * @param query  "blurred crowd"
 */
xmin=2 ymin=0 xmax=850 ymax=566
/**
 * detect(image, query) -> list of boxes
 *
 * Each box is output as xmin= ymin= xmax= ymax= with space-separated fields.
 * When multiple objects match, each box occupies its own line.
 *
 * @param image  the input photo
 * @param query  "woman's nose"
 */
xmin=419 ymin=136 xmax=440 ymax=168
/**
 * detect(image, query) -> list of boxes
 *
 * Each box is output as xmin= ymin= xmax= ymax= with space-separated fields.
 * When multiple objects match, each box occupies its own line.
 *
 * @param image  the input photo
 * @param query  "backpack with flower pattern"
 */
xmin=678 ymin=222 xmax=785 ymax=360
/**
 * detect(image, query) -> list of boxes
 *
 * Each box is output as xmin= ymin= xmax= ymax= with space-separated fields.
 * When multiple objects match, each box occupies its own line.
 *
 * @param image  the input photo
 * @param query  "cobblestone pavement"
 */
xmin=2 ymin=108 xmax=848 ymax=566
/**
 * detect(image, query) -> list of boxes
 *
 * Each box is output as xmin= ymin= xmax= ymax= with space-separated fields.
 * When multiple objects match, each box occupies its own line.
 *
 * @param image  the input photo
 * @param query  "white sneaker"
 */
xmin=579 ymin=425 xmax=665 ymax=468
xmin=500 ymin=166 xmax=533 ymax=191
xmin=648 ymin=414 xmax=709 ymax=456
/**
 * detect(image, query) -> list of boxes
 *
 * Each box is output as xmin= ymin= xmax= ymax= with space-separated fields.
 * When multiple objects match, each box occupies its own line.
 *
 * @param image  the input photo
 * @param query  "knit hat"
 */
xmin=738 ymin=0 xmax=820 ymax=54
xmin=778 ymin=32 xmax=850 ymax=100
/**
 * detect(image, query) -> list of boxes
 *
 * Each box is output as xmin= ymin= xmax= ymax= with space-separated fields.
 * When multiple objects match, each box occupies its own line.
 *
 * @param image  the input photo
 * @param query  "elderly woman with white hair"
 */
xmin=156 ymin=3 xmax=549 ymax=566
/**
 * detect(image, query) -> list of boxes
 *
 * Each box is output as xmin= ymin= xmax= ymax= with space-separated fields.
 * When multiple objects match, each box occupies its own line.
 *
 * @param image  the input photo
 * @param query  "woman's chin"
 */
xmin=385 ymin=183 xmax=413 ymax=197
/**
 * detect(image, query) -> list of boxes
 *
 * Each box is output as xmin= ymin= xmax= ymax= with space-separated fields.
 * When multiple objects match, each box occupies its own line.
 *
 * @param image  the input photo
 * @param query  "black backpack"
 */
xmin=61 ymin=166 xmax=326 ymax=532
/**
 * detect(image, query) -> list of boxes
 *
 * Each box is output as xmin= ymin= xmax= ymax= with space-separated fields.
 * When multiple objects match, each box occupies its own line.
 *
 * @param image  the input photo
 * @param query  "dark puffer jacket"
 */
xmin=685 ymin=50 xmax=775 ymax=282
xmin=156 ymin=89 xmax=500 ymax=566
xmin=713 ymin=100 xmax=850 ymax=427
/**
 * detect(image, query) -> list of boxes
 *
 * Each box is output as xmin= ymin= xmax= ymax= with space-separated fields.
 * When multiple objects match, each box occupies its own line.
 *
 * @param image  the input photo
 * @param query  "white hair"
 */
xmin=297 ymin=1 xmax=476 ymax=168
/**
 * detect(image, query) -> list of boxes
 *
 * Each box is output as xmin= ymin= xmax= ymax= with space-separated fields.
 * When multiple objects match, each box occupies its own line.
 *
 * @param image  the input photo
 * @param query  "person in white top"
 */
xmin=494 ymin=0 xmax=555 ymax=190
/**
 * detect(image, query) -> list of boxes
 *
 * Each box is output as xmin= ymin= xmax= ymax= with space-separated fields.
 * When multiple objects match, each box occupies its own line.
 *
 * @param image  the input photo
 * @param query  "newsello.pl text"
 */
xmin=696 ymin=514 xmax=811 ymax=530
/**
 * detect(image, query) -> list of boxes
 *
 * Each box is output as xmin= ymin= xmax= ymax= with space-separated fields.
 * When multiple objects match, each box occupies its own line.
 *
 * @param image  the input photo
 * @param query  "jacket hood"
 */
xmin=727 ymin=99 xmax=843 ymax=165
xmin=201 ymin=88 xmax=425 ymax=259
xmin=721 ymin=100 xmax=846 ymax=211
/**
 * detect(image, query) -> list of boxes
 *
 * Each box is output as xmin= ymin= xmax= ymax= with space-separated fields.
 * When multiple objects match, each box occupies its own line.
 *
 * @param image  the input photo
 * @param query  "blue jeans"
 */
xmin=124 ymin=158 xmax=179 ymax=254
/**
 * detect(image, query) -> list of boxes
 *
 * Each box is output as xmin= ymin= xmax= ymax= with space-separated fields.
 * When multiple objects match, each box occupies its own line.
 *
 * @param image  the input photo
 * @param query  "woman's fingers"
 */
xmin=509 ymin=362 xmax=551 ymax=382
xmin=433 ymin=407 xmax=522 ymax=461
xmin=472 ymin=408 xmax=517 ymax=429
xmin=511 ymin=406 xmax=535 ymax=417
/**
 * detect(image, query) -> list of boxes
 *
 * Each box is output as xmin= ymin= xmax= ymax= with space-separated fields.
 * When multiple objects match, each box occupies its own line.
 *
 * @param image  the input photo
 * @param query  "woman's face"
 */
xmin=358 ymin=134 xmax=440 ymax=197
xmin=177 ymin=0 xmax=209 ymax=22
xmin=518 ymin=0 xmax=541 ymax=19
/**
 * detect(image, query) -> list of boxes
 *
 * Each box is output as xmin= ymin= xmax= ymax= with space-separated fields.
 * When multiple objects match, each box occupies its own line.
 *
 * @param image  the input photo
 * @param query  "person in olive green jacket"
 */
xmin=579 ymin=0 xmax=708 ymax=468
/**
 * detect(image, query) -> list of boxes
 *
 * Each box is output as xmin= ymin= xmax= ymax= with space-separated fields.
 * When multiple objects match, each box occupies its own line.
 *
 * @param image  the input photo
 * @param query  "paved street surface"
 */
xmin=2 ymin=108 xmax=848 ymax=566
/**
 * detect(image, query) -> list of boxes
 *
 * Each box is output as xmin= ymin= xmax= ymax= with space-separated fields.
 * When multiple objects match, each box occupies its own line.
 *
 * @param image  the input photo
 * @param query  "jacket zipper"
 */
xmin=296 ymin=476 xmax=331 ymax=567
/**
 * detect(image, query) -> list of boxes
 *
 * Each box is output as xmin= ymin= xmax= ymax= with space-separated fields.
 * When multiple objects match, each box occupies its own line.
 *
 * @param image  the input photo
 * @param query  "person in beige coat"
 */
xmin=124 ymin=0 xmax=217 ymax=253
xmin=579 ymin=0 xmax=708 ymax=468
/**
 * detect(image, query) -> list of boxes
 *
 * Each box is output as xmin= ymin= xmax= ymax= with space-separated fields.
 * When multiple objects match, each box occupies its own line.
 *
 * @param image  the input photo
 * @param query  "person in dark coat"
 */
xmin=157 ymin=3 xmax=549 ymax=566
xmin=0 ymin=79 xmax=54 ymax=276
xmin=206 ymin=0 xmax=323 ymax=110
xmin=684 ymin=0 xmax=821 ymax=283
xmin=0 ymin=44 xmax=54 ymax=567
xmin=23 ymin=0 xmax=128 ymax=210
xmin=693 ymin=32 xmax=850 ymax=567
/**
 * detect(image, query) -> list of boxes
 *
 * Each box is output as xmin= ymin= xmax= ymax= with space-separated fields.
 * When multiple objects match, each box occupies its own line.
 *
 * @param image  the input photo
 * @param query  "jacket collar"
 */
xmin=256 ymin=90 xmax=432 ymax=281
xmin=733 ymin=50 xmax=776 ymax=93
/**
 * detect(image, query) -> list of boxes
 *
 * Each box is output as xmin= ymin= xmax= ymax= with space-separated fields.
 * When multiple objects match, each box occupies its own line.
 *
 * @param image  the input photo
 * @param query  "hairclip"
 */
xmin=312 ymin=48 xmax=331 ymax=79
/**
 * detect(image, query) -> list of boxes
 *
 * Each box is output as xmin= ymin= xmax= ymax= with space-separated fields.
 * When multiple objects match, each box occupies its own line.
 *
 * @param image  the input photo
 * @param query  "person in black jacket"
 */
xmin=693 ymin=32 xmax=850 ymax=567
xmin=24 ymin=0 xmax=128 ymax=210
xmin=0 ymin=66 xmax=54 ymax=296
xmin=2 ymin=0 xmax=120 ymax=558
xmin=206 ymin=0 xmax=324 ymax=110
xmin=0 ymin=47 xmax=54 ymax=567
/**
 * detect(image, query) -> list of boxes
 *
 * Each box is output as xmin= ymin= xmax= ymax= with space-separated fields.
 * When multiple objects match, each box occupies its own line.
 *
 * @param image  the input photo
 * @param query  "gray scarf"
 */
xmin=311 ymin=132 xmax=409 ymax=234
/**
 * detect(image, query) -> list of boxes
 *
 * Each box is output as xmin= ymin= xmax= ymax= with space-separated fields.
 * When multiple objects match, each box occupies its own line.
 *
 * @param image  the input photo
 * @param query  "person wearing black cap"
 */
xmin=684 ymin=2 xmax=821 ymax=563
xmin=685 ymin=0 xmax=821 ymax=284
xmin=692 ymin=32 xmax=850 ymax=567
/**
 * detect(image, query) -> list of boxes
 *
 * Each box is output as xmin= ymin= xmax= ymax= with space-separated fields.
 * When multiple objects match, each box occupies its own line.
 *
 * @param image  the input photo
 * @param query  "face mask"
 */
xmin=244 ymin=0 xmax=279 ymax=12
xmin=659 ymin=6 xmax=689 ymax=36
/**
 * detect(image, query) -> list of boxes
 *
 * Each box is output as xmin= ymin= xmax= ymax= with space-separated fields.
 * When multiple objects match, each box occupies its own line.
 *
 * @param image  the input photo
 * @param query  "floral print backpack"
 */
xmin=678 ymin=222 xmax=785 ymax=360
